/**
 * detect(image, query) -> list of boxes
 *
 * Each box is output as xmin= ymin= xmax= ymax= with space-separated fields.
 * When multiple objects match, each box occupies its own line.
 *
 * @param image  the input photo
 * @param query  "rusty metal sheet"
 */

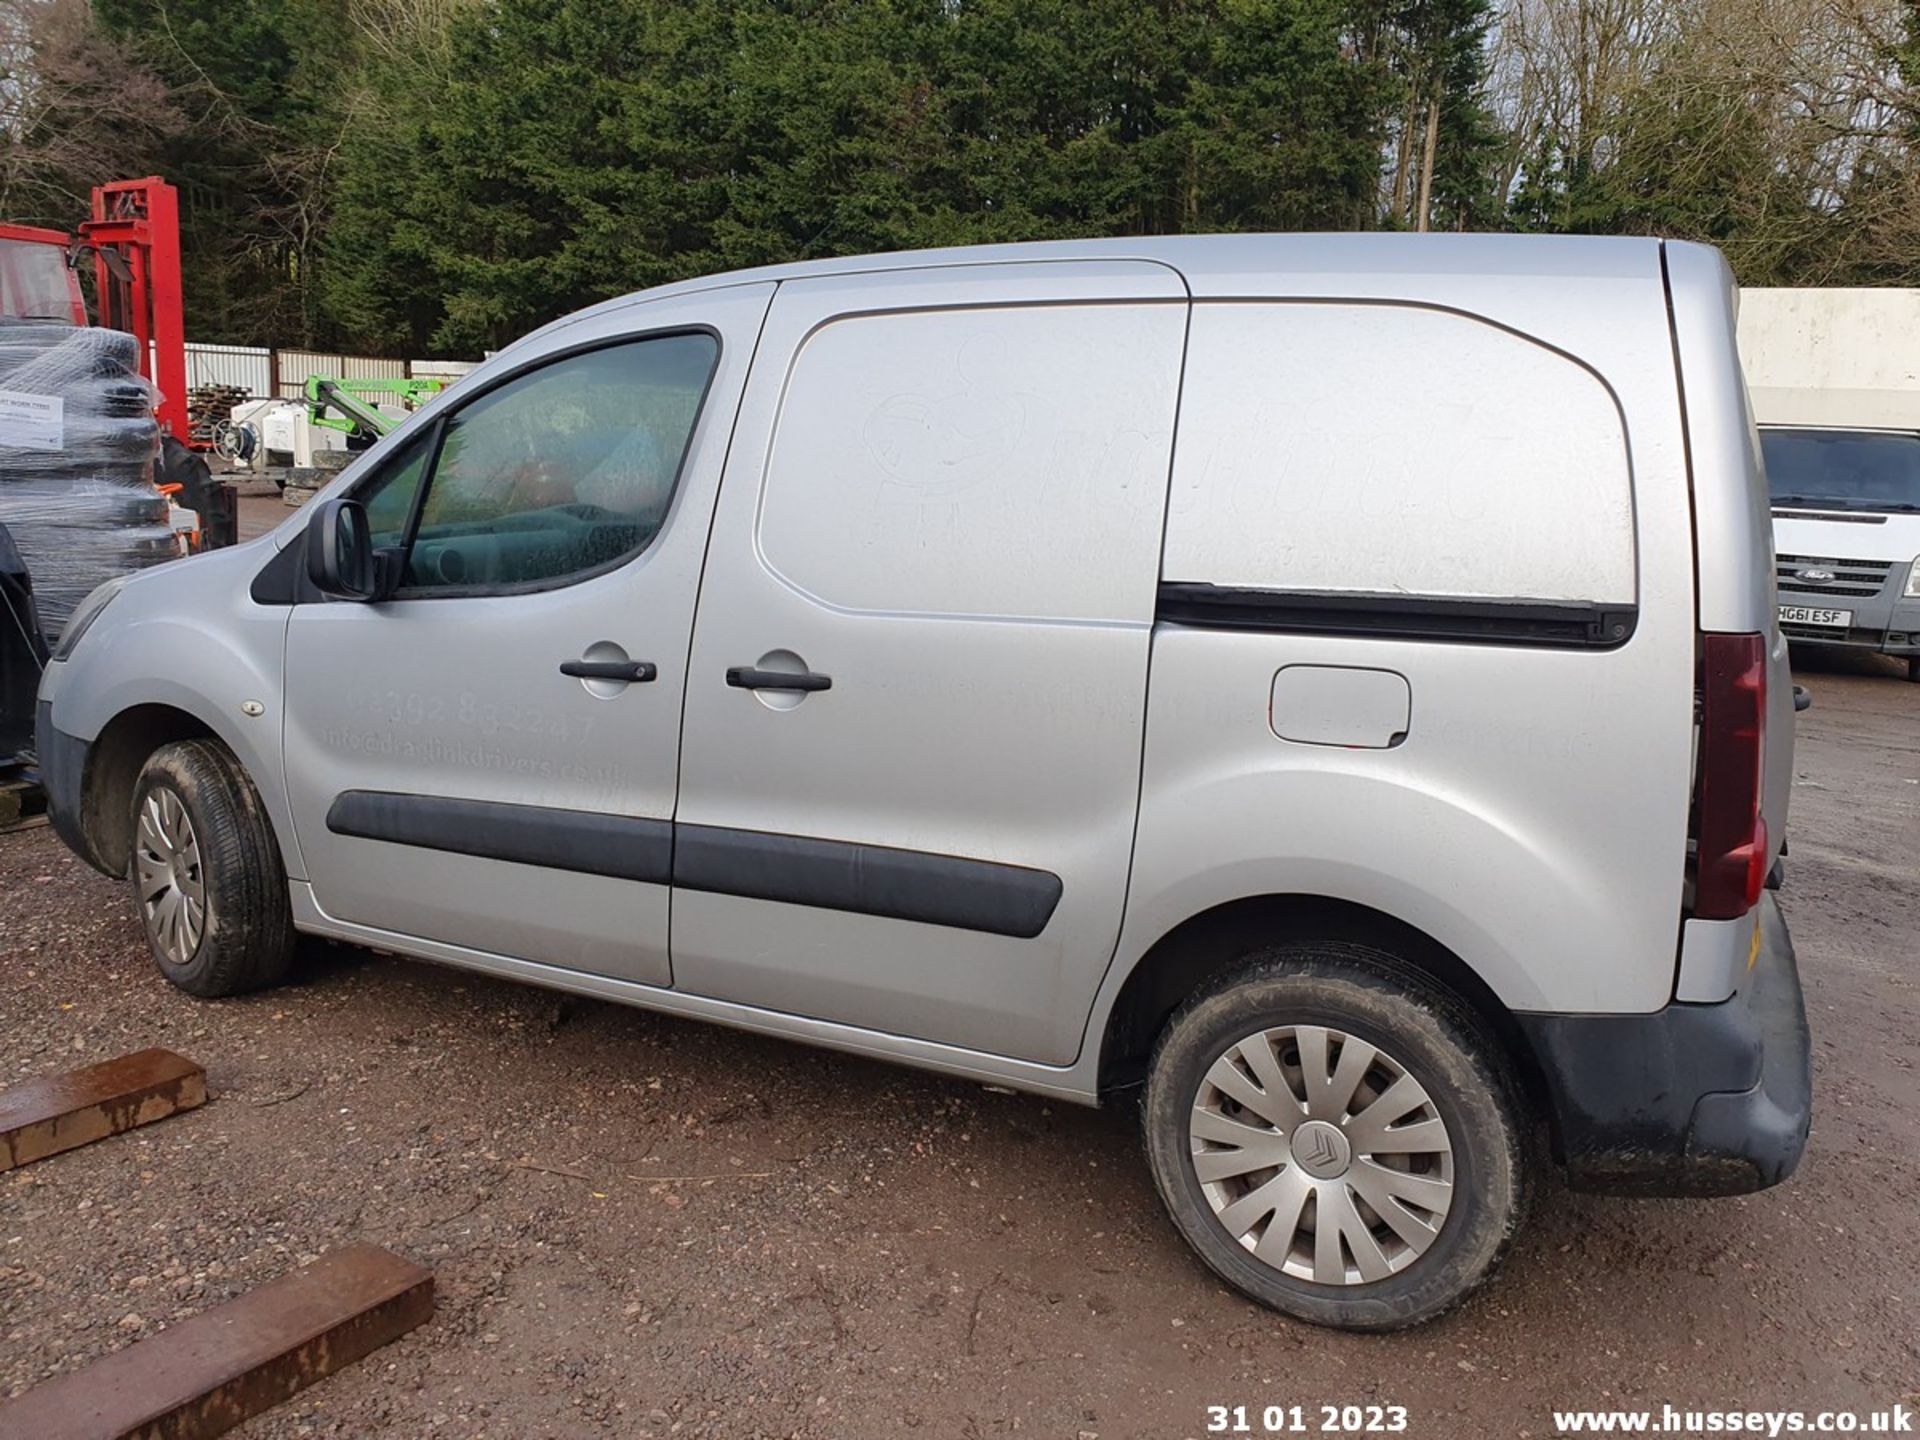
xmin=0 ymin=1244 xmax=433 ymax=1440
xmin=0 ymin=1048 xmax=206 ymax=1172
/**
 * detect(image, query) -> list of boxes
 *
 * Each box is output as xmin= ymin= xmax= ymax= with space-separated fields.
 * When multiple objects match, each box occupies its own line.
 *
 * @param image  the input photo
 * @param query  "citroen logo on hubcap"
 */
xmin=1291 ymin=1119 xmax=1352 ymax=1179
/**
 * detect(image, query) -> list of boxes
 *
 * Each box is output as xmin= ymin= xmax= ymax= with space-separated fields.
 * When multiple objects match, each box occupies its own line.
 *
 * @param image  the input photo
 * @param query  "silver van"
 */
xmin=35 ymin=235 xmax=1811 ymax=1330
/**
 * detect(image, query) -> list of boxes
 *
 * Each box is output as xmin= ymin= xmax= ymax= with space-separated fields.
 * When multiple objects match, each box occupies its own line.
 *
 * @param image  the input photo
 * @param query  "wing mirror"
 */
xmin=304 ymin=497 xmax=404 ymax=602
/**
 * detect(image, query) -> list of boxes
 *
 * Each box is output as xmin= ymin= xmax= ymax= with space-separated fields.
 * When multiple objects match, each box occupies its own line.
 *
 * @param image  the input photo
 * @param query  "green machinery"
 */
xmin=304 ymin=376 xmax=447 ymax=443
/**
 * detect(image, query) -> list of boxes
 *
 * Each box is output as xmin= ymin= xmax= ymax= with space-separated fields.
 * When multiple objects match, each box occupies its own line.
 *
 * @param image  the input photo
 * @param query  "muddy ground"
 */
xmin=2 ymin=629 xmax=1915 ymax=1439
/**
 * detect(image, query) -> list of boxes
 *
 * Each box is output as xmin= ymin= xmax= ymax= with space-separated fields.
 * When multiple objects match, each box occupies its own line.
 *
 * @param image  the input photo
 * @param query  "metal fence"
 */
xmin=273 ymin=349 xmax=406 ymax=398
xmin=408 ymin=359 xmax=482 ymax=384
xmin=182 ymin=343 xmax=271 ymax=398
xmin=172 ymin=342 xmax=479 ymax=402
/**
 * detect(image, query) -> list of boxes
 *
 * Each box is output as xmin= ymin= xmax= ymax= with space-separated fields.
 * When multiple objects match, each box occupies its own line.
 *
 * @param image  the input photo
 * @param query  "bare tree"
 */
xmin=1487 ymin=0 xmax=1683 ymax=210
xmin=1485 ymin=0 xmax=1916 ymax=280
xmin=0 ymin=0 xmax=181 ymax=226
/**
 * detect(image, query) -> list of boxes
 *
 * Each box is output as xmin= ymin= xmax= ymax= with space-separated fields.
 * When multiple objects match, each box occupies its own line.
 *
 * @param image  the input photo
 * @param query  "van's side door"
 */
xmin=669 ymin=263 xmax=1189 ymax=1065
xmin=281 ymin=284 xmax=775 ymax=983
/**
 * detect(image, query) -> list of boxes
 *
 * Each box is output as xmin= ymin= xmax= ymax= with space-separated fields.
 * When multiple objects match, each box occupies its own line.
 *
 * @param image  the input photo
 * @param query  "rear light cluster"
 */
xmin=1693 ymin=632 xmax=1768 ymax=920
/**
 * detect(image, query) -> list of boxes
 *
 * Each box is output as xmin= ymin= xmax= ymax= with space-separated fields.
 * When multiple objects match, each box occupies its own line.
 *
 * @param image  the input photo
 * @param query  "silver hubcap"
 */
xmin=1189 ymin=1025 xmax=1455 ymax=1286
xmin=135 ymin=788 xmax=206 ymax=966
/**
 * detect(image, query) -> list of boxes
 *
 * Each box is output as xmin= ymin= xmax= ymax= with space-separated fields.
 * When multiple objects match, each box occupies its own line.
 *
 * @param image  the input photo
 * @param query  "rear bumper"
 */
xmin=1516 ymin=894 xmax=1812 ymax=1196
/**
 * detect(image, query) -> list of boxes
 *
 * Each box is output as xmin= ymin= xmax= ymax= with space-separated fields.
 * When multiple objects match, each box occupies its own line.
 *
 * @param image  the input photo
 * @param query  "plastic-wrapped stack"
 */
xmin=0 ymin=323 xmax=174 ymax=644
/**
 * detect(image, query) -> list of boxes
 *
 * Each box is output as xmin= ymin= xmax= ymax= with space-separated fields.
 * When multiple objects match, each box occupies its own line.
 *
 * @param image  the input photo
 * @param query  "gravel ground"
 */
xmin=2 ymin=648 xmax=1915 ymax=1439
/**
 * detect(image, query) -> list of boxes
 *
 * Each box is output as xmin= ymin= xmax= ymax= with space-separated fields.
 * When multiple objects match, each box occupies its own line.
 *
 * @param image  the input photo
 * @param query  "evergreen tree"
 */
xmin=91 ymin=0 xmax=355 ymax=343
xmin=323 ymin=0 xmax=1391 ymax=354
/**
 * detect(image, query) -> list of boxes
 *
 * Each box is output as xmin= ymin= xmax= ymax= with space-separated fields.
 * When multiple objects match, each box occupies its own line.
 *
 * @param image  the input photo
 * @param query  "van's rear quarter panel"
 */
xmin=1116 ymin=254 xmax=1697 ymax=1018
xmin=1667 ymin=242 xmax=1795 ymax=871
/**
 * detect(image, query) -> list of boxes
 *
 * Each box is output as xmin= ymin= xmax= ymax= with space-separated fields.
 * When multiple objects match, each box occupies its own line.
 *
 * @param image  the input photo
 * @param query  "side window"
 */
xmin=1163 ymin=303 xmax=1636 ymax=605
xmin=755 ymin=304 xmax=1185 ymax=622
xmin=360 ymin=332 xmax=718 ymax=594
xmin=360 ymin=430 xmax=433 ymax=549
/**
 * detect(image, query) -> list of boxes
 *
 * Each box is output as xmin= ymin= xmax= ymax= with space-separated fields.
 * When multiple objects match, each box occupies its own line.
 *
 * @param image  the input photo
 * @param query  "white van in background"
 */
xmin=1740 ymin=289 xmax=1920 ymax=683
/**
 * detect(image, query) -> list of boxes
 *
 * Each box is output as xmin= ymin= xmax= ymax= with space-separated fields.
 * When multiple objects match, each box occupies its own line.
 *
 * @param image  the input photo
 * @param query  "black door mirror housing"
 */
xmin=305 ymin=497 xmax=403 ymax=601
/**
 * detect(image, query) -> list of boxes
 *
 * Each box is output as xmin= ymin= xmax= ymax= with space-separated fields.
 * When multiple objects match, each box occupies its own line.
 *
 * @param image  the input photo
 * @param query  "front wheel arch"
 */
xmin=75 ymin=703 xmax=219 ymax=877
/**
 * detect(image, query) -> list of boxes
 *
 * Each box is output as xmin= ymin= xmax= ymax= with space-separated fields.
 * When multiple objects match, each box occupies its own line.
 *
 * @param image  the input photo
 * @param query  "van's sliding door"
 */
xmin=669 ymin=262 xmax=1190 ymax=1065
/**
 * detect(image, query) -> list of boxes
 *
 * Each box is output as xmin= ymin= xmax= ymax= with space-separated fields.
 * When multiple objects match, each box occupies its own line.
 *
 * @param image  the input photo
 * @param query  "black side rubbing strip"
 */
xmin=326 ymin=791 xmax=673 ymax=884
xmin=324 ymin=794 xmax=1061 ymax=939
xmin=1157 ymin=582 xmax=1637 ymax=649
xmin=674 ymin=825 xmax=1063 ymax=939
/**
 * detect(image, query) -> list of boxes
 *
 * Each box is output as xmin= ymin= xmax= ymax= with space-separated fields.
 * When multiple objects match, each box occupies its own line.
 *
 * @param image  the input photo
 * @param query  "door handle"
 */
xmin=560 ymin=659 xmax=657 ymax=683
xmin=726 ymin=666 xmax=831 ymax=692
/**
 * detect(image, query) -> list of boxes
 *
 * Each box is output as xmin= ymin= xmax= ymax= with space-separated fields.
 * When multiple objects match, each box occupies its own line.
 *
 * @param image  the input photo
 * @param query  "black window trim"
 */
xmin=1157 ymin=581 xmax=1639 ymax=649
xmin=389 ymin=413 xmax=449 ymax=560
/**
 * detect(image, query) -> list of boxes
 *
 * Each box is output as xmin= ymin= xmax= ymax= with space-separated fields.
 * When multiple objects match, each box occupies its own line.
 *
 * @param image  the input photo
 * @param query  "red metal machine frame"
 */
xmin=0 ymin=223 xmax=88 ymax=324
xmin=78 ymin=178 xmax=190 ymax=443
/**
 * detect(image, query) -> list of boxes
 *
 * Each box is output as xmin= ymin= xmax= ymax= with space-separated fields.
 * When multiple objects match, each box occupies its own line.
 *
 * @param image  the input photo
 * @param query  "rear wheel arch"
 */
xmin=1143 ymin=948 xmax=1529 ymax=1328
xmin=1096 ymin=894 xmax=1550 ymax=1128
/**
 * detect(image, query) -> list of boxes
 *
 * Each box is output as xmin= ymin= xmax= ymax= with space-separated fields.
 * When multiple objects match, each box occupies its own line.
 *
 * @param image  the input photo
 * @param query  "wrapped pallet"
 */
xmin=0 ymin=323 xmax=175 ymax=645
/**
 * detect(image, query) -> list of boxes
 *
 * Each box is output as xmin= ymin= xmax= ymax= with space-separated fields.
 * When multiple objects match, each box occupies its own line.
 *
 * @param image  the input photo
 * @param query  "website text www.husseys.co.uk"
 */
xmin=1551 ymin=1406 xmax=1913 ymax=1435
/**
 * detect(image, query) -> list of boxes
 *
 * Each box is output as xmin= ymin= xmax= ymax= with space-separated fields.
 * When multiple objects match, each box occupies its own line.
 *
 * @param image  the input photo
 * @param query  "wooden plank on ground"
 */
xmin=0 ymin=770 xmax=43 ymax=829
xmin=0 ymin=1048 xmax=206 ymax=1172
xmin=0 ymin=1245 xmax=433 ymax=1440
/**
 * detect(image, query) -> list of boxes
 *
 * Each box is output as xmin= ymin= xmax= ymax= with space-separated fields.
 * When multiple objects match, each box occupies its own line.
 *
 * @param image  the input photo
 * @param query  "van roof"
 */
xmin=522 ymin=232 xmax=1675 ymax=348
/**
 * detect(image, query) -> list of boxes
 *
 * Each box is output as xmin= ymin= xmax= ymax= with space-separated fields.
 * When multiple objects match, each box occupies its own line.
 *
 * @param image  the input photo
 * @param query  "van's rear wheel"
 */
xmin=131 ymin=740 xmax=296 ymax=997
xmin=1143 ymin=947 xmax=1525 ymax=1331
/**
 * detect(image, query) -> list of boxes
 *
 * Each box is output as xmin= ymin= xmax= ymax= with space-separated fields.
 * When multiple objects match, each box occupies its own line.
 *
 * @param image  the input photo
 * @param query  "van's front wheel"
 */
xmin=130 ymin=739 xmax=296 ymax=997
xmin=1143 ymin=948 xmax=1526 ymax=1331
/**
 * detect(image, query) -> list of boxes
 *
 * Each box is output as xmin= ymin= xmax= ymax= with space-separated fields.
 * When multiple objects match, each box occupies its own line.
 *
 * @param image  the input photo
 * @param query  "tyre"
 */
xmin=1143 ymin=945 xmax=1526 ymax=1331
xmin=1906 ymin=656 xmax=1918 ymax=684
xmin=130 ymin=739 xmax=297 ymax=997
xmin=159 ymin=435 xmax=216 ymax=518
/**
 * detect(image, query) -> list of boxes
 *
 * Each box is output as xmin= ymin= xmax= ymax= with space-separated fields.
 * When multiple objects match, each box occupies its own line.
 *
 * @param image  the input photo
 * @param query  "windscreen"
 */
xmin=0 ymin=238 xmax=80 ymax=323
xmin=1761 ymin=426 xmax=1920 ymax=513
